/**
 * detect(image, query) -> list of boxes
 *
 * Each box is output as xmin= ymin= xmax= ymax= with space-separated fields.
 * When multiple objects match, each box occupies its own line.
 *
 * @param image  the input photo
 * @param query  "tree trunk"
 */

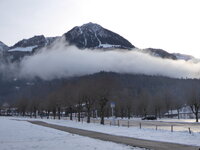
xmin=34 ymin=107 xmax=37 ymax=119
xmin=77 ymin=102 xmax=82 ymax=122
xmin=177 ymin=109 xmax=180 ymax=119
xmin=99 ymin=97 xmax=108 ymax=125
xmin=100 ymin=112 xmax=104 ymax=125
xmin=70 ymin=112 xmax=73 ymax=120
xmin=127 ymin=108 xmax=131 ymax=119
xmin=87 ymin=114 xmax=90 ymax=123
xmin=68 ymin=107 xmax=73 ymax=120
xmin=195 ymin=112 xmax=199 ymax=122
xmin=121 ymin=108 xmax=124 ymax=119
xmin=78 ymin=111 xmax=81 ymax=122
xmin=34 ymin=113 xmax=36 ymax=118
xmin=47 ymin=110 xmax=50 ymax=119
xmin=155 ymin=108 xmax=158 ymax=118
xmin=58 ymin=107 xmax=61 ymax=120
xmin=30 ymin=111 xmax=32 ymax=118
xmin=100 ymin=106 xmax=105 ymax=125
xmin=190 ymin=105 xmax=199 ymax=123
xmin=170 ymin=109 xmax=173 ymax=118
xmin=168 ymin=111 xmax=170 ymax=118
xmin=53 ymin=109 xmax=56 ymax=119
xmin=22 ymin=111 xmax=25 ymax=117
xmin=87 ymin=108 xmax=91 ymax=123
xmin=158 ymin=108 xmax=161 ymax=118
xmin=144 ymin=108 xmax=147 ymax=117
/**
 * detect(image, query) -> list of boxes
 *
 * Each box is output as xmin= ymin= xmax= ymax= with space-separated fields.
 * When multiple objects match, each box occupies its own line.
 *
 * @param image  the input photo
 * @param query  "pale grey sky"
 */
xmin=0 ymin=0 xmax=200 ymax=58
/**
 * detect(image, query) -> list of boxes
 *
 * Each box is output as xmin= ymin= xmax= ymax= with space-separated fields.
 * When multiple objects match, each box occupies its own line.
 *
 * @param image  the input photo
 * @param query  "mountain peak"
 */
xmin=80 ymin=22 xmax=102 ymax=32
xmin=12 ymin=35 xmax=46 ymax=48
xmin=64 ymin=22 xmax=135 ymax=49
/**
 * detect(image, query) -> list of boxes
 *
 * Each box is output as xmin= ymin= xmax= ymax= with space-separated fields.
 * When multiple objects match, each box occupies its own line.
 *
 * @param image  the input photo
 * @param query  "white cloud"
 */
xmin=18 ymin=39 xmax=200 ymax=80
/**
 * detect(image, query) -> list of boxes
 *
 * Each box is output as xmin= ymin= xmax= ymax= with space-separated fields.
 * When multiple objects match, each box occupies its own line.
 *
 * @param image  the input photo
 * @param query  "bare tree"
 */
xmin=60 ymin=83 xmax=77 ymax=120
xmin=46 ymin=93 xmax=57 ymax=119
xmin=93 ymin=74 xmax=117 ymax=125
xmin=28 ymin=98 xmax=41 ymax=118
xmin=164 ymin=91 xmax=173 ymax=118
xmin=84 ymin=95 xmax=95 ymax=123
xmin=138 ymin=89 xmax=150 ymax=117
xmin=76 ymin=99 xmax=83 ymax=122
xmin=187 ymin=87 xmax=200 ymax=122
xmin=174 ymin=99 xmax=183 ymax=119
xmin=81 ymin=79 xmax=96 ymax=123
xmin=152 ymin=93 xmax=163 ymax=118
xmin=16 ymin=97 xmax=29 ymax=116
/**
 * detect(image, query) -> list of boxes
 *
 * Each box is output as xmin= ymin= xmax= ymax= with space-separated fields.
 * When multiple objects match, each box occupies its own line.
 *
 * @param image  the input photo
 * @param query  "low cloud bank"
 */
xmin=17 ymin=40 xmax=200 ymax=80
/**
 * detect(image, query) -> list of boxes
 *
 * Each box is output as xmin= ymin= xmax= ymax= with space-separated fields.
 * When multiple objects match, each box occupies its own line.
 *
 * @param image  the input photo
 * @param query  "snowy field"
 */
xmin=158 ymin=118 xmax=198 ymax=123
xmin=0 ymin=117 xmax=144 ymax=150
xmin=12 ymin=117 xmax=200 ymax=147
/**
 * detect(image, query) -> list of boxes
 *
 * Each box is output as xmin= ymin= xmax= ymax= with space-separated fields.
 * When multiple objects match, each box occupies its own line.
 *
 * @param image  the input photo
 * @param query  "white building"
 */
xmin=165 ymin=105 xmax=200 ymax=119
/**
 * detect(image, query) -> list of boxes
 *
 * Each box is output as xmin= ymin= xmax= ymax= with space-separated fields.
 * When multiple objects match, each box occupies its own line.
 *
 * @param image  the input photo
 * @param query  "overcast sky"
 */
xmin=0 ymin=0 xmax=200 ymax=58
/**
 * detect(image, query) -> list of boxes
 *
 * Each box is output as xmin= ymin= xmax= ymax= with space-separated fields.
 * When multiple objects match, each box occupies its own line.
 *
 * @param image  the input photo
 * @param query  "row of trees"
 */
xmin=5 ymin=73 xmax=200 ymax=123
xmin=15 ymin=74 xmax=116 ymax=124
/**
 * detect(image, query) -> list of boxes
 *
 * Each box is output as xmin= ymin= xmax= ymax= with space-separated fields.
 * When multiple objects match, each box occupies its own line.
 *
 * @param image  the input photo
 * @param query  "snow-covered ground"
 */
xmin=158 ymin=118 xmax=198 ymax=123
xmin=0 ymin=117 xmax=143 ymax=150
xmin=13 ymin=117 xmax=200 ymax=147
xmin=108 ymin=117 xmax=199 ymax=123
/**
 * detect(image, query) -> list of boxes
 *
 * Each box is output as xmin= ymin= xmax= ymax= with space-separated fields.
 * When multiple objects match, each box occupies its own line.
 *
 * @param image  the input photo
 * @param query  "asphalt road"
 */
xmin=28 ymin=120 xmax=200 ymax=150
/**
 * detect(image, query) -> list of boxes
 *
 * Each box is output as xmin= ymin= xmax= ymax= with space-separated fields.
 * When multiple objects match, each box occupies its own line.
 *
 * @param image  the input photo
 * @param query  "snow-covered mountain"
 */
xmin=6 ymin=23 xmax=135 ymax=54
xmin=173 ymin=53 xmax=200 ymax=63
xmin=0 ymin=22 xmax=198 ymax=62
xmin=64 ymin=22 xmax=135 ymax=49
xmin=1 ymin=35 xmax=59 ymax=62
xmin=173 ymin=53 xmax=194 ymax=61
xmin=9 ymin=35 xmax=59 ymax=52
xmin=0 ymin=41 xmax=9 ymax=52
xmin=141 ymin=48 xmax=198 ymax=61
xmin=0 ymin=41 xmax=9 ymax=61
xmin=142 ymin=48 xmax=177 ymax=60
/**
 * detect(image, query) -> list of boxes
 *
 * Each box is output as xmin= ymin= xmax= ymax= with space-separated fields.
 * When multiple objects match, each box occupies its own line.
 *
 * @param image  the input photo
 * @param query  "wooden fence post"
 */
xmin=188 ymin=127 xmax=191 ymax=134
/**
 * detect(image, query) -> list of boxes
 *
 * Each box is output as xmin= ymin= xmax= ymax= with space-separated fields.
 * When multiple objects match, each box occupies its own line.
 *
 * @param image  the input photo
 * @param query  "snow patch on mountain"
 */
xmin=98 ymin=44 xmax=121 ymax=48
xmin=9 ymin=46 xmax=38 ymax=52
